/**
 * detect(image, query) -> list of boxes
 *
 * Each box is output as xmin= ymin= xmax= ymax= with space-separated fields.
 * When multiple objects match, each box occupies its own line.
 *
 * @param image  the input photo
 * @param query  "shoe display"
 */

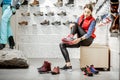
xmin=51 ymin=21 xmax=61 ymax=25
xmin=38 ymin=61 xmax=51 ymax=74
xmin=90 ymin=65 xmax=99 ymax=74
xmin=54 ymin=0 xmax=63 ymax=7
xmin=21 ymin=12 xmax=30 ymax=16
xmin=51 ymin=66 xmax=60 ymax=75
xmin=40 ymin=20 xmax=50 ymax=25
xmin=33 ymin=11 xmax=43 ymax=16
xmin=57 ymin=11 xmax=67 ymax=16
xmin=45 ymin=12 xmax=54 ymax=16
xmin=0 ymin=44 xmax=5 ymax=50
xmin=21 ymin=0 xmax=28 ymax=5
xmin=65 ymin=0 xmax=74 ymax=7
xmin=60 ymin=65 xmax=72 ymax=71
xmin=18 ymin=21 xmax=28 ymax=25
xmin=8 ymin=36 xmax=15 ymax=49
xmin=29 ymin=0 xmax=39 ymax=6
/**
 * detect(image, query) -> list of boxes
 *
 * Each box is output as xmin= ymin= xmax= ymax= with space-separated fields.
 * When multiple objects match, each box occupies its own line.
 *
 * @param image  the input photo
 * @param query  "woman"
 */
xmin=59 ymin=4 xmax=96 ymax=70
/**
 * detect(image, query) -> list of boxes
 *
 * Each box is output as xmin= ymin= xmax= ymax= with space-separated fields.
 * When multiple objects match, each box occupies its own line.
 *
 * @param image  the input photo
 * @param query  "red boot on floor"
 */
xmin=51 ymin=66 xmax=60 ymax=75
xmin=37 ymin=61 xmax=51 ymax=74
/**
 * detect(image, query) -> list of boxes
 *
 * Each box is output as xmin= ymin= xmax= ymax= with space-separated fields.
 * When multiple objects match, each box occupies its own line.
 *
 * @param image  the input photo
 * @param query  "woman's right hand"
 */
xmin=69 ymin=23 xmax=75 ymax=29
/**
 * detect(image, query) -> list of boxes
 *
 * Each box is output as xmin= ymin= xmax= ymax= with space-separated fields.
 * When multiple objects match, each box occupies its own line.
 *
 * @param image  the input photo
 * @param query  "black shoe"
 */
xmin=60 ymin=65 xmax=72 ymax=70
xmin=0 ymin=44 xmax=5 ymax=50
xmin=8 ymin=36 xmax=15 ymax=49
xmin=21 ymin=0 xmax=28 ymax=5
xmin=65 ymin=0 xmax=74 ymax=7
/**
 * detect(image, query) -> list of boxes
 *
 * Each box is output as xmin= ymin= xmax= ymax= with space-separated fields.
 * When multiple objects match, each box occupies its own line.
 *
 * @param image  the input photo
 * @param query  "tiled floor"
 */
xmin=0 ymin=58 xmax=119 ymax=80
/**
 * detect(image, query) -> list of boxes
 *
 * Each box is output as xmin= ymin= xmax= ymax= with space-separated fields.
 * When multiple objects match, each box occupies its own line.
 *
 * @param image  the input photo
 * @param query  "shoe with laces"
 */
xmin=84 ymin=66 xmax=93 ymax=76
xmin=37 ymin=61 xmax=51 ymax=74
xmin=90 ymin=65 xmax=99 ymax=74
xmin=54 ymin=0 xmax=63 ymax=7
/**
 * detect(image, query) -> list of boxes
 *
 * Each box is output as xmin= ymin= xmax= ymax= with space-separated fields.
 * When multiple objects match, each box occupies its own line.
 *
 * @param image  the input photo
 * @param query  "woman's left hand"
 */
xmin=70 ymin=38 xmax=81 ymax=45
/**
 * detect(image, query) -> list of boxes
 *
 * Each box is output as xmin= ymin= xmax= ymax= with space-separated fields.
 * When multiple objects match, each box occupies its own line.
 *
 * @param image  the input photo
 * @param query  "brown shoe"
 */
xmin=30 ymin=0 xmax=39 ymax=6
xmin=51 ymin=66 xmax=60 ymax=75
xmin=18 ymin=21 xmax=28 ymax=25
xmin=38 ymin=61 xmax=51 ymax=74
xmin=21 ymin=12 xmax=30 ymax=16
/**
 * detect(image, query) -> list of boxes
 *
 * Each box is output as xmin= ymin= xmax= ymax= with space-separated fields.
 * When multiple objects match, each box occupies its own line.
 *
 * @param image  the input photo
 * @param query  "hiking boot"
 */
xmin=21 ymin=12 xmax=30 ymax=16
xmin=63 ymin=21 xmax=72 ymax=26
xmin=62 ymin=34 xmax=74 ymax=42
xmin=65 ymin=0 xmax=74 ymax=7
xmin=51 ymin=21 xmax=61 ymax=25
xmin=8 ymin=36 xmax=15 ymax=49
xmin=90 ymin=65 xmax=99 ymax=74
xmin=33 ymin=11 xmax=43 ymax=16
xmin=57 ymin=11 xmax=66 ymax=16
xmin=60 ymin=65 xmax=72 ymax=71
xmin=84 ymin=66 xmax=93 ymax=76
xmin=54 ymin=0 xmax=63 ymax=7
xmin=30 ymin=0 xmax=39 ymax=6
xmin=51 ymin=66 xmax=60 ymax=75
xmin=21 ymin=0 xmax=28 ymax=5
xmin=0 ymin=44 xmax=5 ymax=50
xmin=18 ymin=21 xmax=28 ymax=25
xmin=40 ymin=20 xmax=50 ymax=25
xmin=38 ymin=61 xmax=51 ymax=74
xmin=45 ymin=12 xmax=54 ymax=16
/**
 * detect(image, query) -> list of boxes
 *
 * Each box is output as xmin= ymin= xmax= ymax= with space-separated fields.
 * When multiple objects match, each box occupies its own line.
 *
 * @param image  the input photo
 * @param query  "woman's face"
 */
xmin=83 ymin=8 xmax=92 ymax=18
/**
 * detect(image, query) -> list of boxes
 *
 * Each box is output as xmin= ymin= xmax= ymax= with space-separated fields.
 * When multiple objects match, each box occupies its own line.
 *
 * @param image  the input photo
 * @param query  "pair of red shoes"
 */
xmin=62 ymin=34 xmax=75 ymax=45
xmin=37 ymin=61 xmax=60 ymax=75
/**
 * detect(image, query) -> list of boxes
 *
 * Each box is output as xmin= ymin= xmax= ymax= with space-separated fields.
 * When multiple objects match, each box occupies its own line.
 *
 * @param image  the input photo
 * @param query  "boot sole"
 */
xmin=38 ymin=71 xmax=51 ymax=74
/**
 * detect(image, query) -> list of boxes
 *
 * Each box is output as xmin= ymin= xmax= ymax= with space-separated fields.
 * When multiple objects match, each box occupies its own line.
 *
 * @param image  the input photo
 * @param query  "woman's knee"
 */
xmin=59 ymin=43 xmax=65 ymax=48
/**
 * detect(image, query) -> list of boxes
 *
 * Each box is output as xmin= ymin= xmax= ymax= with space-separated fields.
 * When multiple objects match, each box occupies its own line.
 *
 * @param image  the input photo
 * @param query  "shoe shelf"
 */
xmin=15 ymin=0 xmax=84 ymax=58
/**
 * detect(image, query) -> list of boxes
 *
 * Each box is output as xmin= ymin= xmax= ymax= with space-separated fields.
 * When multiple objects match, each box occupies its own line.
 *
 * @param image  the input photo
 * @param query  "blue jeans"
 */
xmin=0 ymin=4 xmax=15 ymax=44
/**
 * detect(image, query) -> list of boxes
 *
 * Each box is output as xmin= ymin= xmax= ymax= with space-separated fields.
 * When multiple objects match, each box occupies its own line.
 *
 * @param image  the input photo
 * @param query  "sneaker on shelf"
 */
xmin=33 ymin=11 xmax=43 ymax=16
xmin=21 ymin=0 xmax=28 ymax=5
xmin=21 ymin=12 xmax=30 ymax=16
xmin=40 ymin=20 xmax=50 ymax=25
xmin=57 ymin=11 xmax=66 ymax=16
xmin=18 ymin=21 xmax=28 ymax=25
xmin=29 ymin=0 xmax=39 ymax=6
xmin=51 ymin=21 xmax=61 ymax=25
xmin=65 ymin=1 xmax=74 ymax=7
xmin=63 ymin=21 xmax=72 ymax=26
xmin=45 ymin=12 xmax=54 ymax=16
xmin=54 ymin=0 xmax=63 ymax=7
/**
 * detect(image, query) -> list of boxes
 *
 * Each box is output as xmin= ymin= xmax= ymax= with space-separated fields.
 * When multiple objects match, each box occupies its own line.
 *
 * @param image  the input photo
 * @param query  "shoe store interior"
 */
xmin=0 ymin=0 xmax=120 ymax=80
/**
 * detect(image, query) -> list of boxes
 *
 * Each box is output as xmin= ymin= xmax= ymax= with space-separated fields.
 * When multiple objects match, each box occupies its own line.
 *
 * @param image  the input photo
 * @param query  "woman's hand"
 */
xmin=69 ymin=23 xmax=75 ymax=29
xmin=70 ymin=38 xmax=81 ymax=45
